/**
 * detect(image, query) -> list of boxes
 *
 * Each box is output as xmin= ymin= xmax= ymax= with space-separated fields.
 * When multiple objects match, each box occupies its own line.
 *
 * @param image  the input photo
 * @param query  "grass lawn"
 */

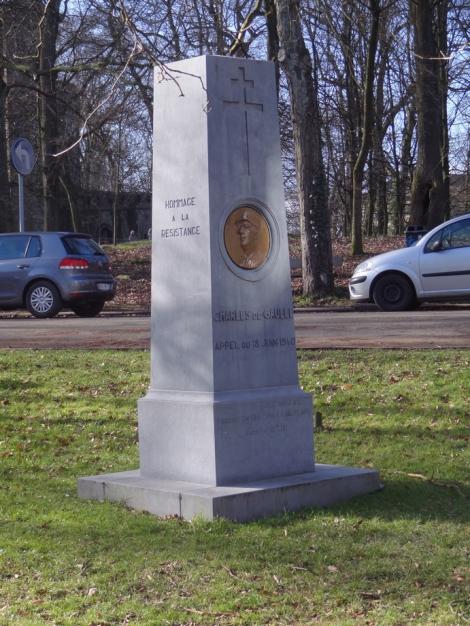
xmin=0 ymin=349 xmax=469 ymax=626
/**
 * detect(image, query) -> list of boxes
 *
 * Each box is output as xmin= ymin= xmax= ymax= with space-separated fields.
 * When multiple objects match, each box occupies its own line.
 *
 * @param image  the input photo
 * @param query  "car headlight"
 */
xmin=354 ymin=259 xmax=374 ymax=274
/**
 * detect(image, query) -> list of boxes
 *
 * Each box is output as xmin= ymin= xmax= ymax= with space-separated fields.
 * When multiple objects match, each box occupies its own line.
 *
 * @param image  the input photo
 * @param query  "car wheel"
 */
xmin=70 ymin=302 xmax=104 ymax=317
xmin=373 ymin=273 xmax=415 ymax=311
xmin=26 ymin=281 xmax=62 ymax=318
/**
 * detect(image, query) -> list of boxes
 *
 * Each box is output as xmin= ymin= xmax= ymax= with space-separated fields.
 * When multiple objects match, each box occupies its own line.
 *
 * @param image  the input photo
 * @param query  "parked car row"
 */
xmin=0 ymin=232 xmax=115 ymax=318
xmin=1 ymin=215 xmax=469 ymax=319
xmin=349 ymin=213 xmax=470 ymax=311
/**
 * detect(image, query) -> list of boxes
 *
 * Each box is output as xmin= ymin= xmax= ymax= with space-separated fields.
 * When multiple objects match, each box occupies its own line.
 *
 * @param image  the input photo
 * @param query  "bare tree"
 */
xmin=0 ymin=12 xmax=12 ymax=231
xmin=350 ymin=0 xmax=381 ymax=255
xmin=409 ymin=0 xmax=449 ymax=228
xmin=275 ymin=0 xmax=333 ymax=295
xmin=1 ymin=0 xmax=467 ymax=249
xmin=37 ymin=0 xmax=64 ymax=229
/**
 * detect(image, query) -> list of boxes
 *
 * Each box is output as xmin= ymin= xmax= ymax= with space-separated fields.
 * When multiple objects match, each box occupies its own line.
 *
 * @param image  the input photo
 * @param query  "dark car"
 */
xmin=0 ymin=232 xmax=115 ymax=318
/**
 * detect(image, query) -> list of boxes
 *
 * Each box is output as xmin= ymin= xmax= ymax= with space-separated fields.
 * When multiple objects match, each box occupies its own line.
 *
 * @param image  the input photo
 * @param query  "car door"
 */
xmin=0 ymin=235 xmax=38 ymax=305
xmin=419 ymin=218 xmax=470 ymax=296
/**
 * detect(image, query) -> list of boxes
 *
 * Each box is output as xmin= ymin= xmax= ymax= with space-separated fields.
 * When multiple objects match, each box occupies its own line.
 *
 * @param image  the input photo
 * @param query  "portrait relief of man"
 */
xmin=224 ymin=206 xmax=270 ymax=270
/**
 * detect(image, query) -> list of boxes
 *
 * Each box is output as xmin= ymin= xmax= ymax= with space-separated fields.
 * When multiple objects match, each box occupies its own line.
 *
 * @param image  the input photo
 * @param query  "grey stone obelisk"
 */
xmin=78 ymin=56 xmax=380 ymax=520
xmin=138 ymin=55 xmax=314 ymax=486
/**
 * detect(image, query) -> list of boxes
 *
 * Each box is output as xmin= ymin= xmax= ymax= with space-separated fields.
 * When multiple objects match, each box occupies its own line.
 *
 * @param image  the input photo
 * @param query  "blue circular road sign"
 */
xmin=10 ymin=138 xmax=36 ymax=175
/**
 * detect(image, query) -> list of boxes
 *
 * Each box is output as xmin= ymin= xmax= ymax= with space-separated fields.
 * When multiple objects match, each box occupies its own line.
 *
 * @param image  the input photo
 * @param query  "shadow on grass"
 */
xmin=2 ymin=480 xmax=468 ymax=583
xmin=335 ymin=477 xmax=469 ymax=520
xmin=321 ymin=422 xmax=469 ymax=439
xmin=0 ymin=379 xmax=40 ymax=393
xmin=240 ymin=477 xmax=469 ymax=529
xmin=3 ymin=469 xmax=468 ymax=531
xmin=318 ymin=402 xmax=470 ymax=431
xmin=2 ymin=412 xmax=137 ymax=427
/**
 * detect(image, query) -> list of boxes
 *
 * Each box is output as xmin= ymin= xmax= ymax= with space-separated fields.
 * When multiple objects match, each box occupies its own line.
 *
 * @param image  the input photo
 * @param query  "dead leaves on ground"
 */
xmin=104 ymin=237 xmax=404 ymax=307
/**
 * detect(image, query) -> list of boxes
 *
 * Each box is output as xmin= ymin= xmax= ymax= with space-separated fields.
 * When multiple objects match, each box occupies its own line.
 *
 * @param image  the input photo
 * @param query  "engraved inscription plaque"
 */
xmin=224 ymin=206 xmax=270 ymax=270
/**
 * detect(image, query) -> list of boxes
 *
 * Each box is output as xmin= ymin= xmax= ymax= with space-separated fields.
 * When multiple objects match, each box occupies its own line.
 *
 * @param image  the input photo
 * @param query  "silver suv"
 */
xmin=0 ymin=232 xmax=115 ymax=318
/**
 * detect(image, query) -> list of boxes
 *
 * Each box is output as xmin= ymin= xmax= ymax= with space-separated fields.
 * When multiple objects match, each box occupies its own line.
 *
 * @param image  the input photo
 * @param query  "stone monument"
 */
xmin=78 ymin=55 xmax=381 ymax=521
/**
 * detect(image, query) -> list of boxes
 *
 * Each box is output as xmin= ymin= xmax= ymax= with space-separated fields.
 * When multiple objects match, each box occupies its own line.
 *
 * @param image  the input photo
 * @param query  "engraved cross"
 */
xmin=223 ymin=67 xmax=264 ymax=174
xmin=224 ymin=66 xmax=263 ymax=112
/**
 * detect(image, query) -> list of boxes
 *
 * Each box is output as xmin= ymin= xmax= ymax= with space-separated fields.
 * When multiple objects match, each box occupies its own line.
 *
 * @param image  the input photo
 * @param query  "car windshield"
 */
xmin=62 ymin=236 xmax=105 ymax=256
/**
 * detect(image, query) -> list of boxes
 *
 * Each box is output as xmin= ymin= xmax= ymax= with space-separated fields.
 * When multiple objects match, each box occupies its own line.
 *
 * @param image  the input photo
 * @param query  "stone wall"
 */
xmin=78 ymin=190 xmax=151 ymax=242
xmin=3 ymin=183 xmax=151 ymax=241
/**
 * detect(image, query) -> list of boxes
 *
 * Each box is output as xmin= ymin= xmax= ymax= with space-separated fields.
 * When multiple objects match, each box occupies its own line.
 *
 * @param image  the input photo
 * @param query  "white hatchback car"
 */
xmin=349 ymin=213 xmax=470 ymax=311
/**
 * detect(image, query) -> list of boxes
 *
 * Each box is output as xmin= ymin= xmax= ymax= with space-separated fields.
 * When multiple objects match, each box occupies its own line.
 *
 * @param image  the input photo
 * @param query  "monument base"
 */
xmin=138 ymin=387 xmax=314 ymax=485
xmin=77 ymin=464 xmax=382 ymax=522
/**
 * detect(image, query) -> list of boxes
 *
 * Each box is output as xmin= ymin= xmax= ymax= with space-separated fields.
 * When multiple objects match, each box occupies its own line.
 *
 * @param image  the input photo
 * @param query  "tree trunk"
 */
xmin=264 ymin=0 xmax=280 ymax=96
xmin=390 ymin=96 xmax=416 ymax=235
xmin=351 ymin=0 xmax=380 ymax=255
xmin=38 ymin=0 xmax=62 ymax=230
xmin=275 ymin=0 xmax=333 ymax=296
xmin=409 ymin=0 xmax=448 ymax=229
xmin=366 ymin=152 xmax=376 ymax=236
xmin=437 ymin=0 xmax=450 ymax=220
xmin=0 ymin=18 xmax=13 ymax=232
xmin=165 ymin=0 xmax=183 ymax=60
xmin=340 ymin=2 xmax=359 ymax=240
xmin=466 ymin=130 xmax=470 ymax=213
xmin=208 ymin=0 xmax=225 ymax=54
xmin=374 ymin=43 xmax=388 ymax=235
xmin=375 ymin=149 xmax=387 ymax=235
xmin=0 ymin=73 xmax=11 ymax=232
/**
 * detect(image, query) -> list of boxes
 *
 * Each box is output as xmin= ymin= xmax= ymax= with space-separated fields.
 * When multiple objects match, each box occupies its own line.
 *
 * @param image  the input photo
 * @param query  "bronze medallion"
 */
xmin=224 ymin=206 xmax=270 ymax=270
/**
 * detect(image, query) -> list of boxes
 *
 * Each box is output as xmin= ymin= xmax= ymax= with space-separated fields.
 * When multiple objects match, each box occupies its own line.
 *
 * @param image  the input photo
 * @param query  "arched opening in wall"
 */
xmin=100 ymin=225 xmax=112 ymax=244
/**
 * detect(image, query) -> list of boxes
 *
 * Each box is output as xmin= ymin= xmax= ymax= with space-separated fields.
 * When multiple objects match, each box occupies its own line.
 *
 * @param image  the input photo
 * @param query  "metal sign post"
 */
xmin=10 ymin=138 xmax=36 ymax=232
xmin=18 ymin=174 xmax=25 ymax=232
